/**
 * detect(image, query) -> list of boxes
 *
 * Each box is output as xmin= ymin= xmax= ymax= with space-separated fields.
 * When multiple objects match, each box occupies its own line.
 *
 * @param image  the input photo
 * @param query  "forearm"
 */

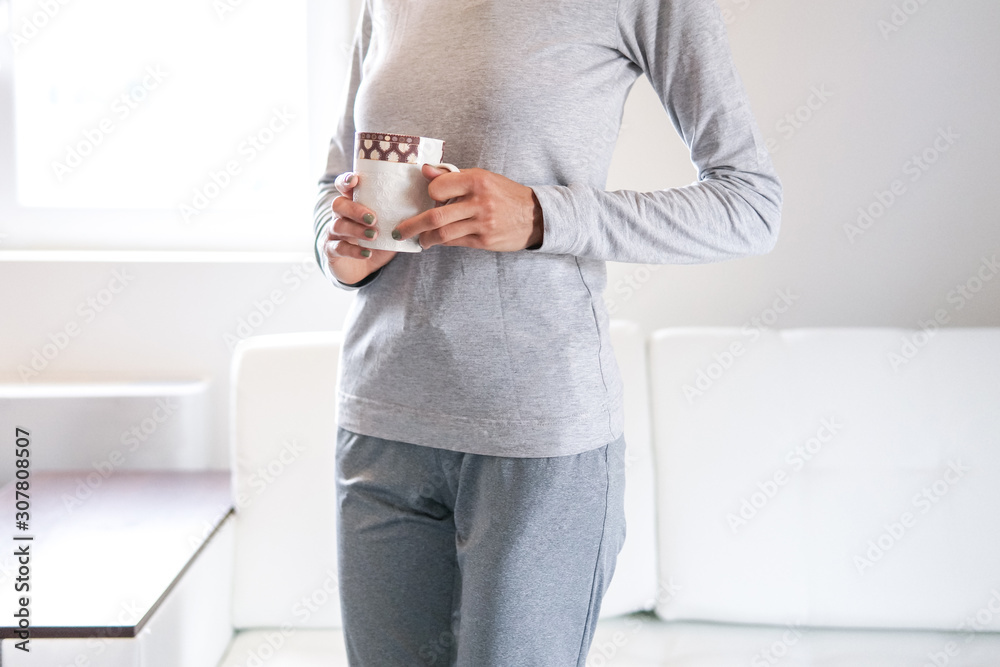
xmin=529 ymin=162 xmax=782 ymax=264
xmin=311 ymin=3 xmax=384 ymax=291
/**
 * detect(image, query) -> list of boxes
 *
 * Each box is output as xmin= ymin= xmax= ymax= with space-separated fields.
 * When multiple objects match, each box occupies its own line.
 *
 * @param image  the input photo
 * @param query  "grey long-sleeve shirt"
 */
xmin=313 ymin=0 xmax=782 ymax=458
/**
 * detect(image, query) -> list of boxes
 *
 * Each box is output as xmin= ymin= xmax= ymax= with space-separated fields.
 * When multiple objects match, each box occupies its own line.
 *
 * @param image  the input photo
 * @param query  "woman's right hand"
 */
xmin=323 ymin=172 xmax=396 ymax=286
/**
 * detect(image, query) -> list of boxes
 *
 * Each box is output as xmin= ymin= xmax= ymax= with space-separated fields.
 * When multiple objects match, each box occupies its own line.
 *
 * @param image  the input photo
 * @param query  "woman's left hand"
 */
xmin=392 ymin=165 xmax=544 ymax=251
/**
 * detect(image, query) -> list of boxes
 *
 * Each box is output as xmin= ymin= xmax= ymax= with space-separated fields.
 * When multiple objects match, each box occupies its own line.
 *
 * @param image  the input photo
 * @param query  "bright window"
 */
xmin=0 ymin=0 xmax=353 ymax=251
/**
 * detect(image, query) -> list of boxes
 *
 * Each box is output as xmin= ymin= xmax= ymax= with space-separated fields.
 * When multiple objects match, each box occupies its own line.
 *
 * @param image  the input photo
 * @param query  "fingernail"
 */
xmin=363 ymin=228 xmax=375 ymax=238
xmin=360 ymin=249 xmax=371 ymax=258
xmin=391 ymin=229 xmax=402 ymax=241
xmin=362 ymin=213 xmax=375 ymax=225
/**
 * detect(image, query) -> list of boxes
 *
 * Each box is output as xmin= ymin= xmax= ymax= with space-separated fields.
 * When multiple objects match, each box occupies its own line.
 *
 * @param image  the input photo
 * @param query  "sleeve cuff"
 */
xmin=524 ymin=185 xmax=581 ymax=256
xmin=336 ymin=266 xmax=383 ymax=289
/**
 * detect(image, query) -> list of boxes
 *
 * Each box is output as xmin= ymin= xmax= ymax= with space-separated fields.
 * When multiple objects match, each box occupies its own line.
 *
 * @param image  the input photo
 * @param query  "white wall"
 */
xmin=605 ymin=0 xmax=1000 ymax=330
xmin=1 ymin=0 xmax=998 ymax=472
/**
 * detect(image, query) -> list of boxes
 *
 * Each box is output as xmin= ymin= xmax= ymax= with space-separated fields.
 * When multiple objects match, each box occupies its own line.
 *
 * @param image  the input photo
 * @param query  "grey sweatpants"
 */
xmin=334 ymin=426 xmax=627 ymax=666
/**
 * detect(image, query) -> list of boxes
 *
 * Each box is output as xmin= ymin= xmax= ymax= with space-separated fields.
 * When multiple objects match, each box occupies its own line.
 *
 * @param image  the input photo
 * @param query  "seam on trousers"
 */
xmin=575 ymin=441 xmax=613 ymax=665
xmin=445 ymin=447 xmax=462 ymax=667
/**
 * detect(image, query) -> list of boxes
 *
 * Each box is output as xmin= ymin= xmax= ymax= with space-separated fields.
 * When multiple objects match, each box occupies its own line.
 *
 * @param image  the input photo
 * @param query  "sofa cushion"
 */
xmin=647 ymin=328 xmax=1000 ymax=630
xmin=230 ymin=332 xmax=344 ymax=630
xmin=602 ymin=321 xmax=659 ymax=617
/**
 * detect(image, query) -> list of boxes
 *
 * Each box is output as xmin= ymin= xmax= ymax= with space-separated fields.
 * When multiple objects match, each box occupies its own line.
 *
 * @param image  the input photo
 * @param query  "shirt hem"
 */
xmin=337 ymin=390 xmax=624 ymax=459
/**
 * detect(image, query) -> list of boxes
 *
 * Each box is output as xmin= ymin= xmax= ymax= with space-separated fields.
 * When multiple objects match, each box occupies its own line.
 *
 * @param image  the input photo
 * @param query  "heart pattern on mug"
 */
xmin=357 ymin=132 xmax=426 ymax=164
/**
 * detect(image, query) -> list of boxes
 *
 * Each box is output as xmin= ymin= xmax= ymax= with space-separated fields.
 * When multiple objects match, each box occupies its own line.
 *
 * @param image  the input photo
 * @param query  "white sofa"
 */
xmin=216 ymin=322 xmax=1000 ymax=666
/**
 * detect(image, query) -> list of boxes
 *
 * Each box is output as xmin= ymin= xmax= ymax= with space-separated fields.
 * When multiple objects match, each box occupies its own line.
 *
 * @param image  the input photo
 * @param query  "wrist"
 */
xmin=330 ymin=258 xmax=374 ymax=286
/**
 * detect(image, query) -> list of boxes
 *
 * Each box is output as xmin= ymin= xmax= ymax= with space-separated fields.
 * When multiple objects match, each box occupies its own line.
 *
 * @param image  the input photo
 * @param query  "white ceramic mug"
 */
xmin=352 ymin=131 xmax=459 ymax=253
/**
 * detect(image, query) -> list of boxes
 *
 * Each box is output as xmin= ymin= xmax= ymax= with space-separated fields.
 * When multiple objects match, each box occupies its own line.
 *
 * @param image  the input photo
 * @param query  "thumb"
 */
xmin=421 ymin=163 xmax=449 ymax=180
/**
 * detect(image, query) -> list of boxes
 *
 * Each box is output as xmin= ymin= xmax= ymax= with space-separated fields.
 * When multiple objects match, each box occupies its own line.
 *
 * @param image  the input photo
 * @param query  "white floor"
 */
xmin=216 ymin=616 xmax=1000 ymax=666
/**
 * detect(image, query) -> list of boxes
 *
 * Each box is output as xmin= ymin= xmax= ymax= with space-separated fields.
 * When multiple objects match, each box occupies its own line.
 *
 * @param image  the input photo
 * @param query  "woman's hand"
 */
xmin=392 ymin=166 xmax=544 ymax=251
xmin=323 ymin=172 xmax=397 ymax=285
